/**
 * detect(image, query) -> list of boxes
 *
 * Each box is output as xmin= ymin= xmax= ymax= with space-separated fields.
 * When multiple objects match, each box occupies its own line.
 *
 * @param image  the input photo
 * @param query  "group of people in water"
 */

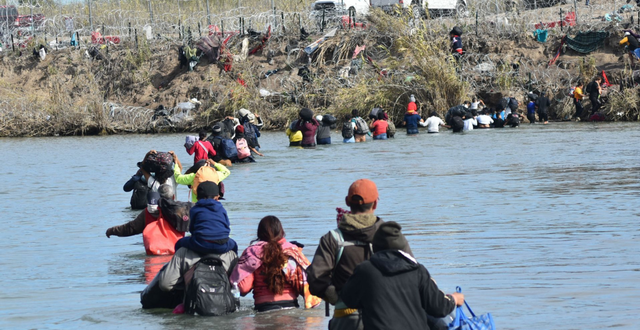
xmin=107 ymin=130 xmax=466 ymax=329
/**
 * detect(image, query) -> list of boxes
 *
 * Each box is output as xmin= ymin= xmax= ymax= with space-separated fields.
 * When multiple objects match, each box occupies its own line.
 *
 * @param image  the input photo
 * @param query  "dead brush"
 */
xmin=603 ymin=87 xmax=640 ymax=121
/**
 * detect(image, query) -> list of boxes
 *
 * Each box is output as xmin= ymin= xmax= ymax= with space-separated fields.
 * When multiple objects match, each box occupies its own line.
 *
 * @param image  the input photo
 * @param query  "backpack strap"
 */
xmin=329 ymin=228 xmax=372 ymax=266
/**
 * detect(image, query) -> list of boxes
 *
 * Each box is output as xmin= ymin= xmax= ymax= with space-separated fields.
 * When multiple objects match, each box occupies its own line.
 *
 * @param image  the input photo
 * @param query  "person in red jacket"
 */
xmin=186 ymin=130 xmax=216 ymax=163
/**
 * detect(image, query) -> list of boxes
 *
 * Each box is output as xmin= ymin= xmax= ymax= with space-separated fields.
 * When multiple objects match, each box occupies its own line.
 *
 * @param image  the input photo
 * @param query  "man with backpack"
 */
xmin=186 ymin=130 xmax=216 ymax=164
xmin=123 ymin=169 xmax=148 ymax=210
xmin=141 ymin=181 xmax=238 ymax=313
xmin=206 ymin=125 xmax=233 ymax=166
xmin=350 ymin=109 xmax=370 ymax=143
xmin=340 ymin=222 xmax=464 ymax=330
xmin=535 ymin=92 xmax=551 ymax=125
xmin=307 ymin=179 xmax=408 ymax=330
xmin=586 ymin=76 xmax=603 ymax=115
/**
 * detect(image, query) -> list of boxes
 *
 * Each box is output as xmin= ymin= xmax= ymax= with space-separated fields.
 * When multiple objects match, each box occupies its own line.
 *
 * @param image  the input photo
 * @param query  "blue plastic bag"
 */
xmin=448 ymin=287 xmax=496 ymax=330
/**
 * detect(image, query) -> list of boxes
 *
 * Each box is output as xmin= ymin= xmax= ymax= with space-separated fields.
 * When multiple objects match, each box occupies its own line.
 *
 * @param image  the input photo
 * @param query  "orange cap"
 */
xmin=345 ymin=179 xmax=379 ymax=206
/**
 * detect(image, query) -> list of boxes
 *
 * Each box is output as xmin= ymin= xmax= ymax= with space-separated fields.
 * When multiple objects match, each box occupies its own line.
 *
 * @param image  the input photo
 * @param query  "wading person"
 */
xmin=425 ymin=111 xmax=448 ymax=133
xmin=403 ymin=108 xmax=423 ymax=135
xmin=370 ymin=111 xmax=389 ymax=140
xmin=587 ymin=76 xmax=603 ymax=115
xmin=350 ymin=109 xmax=370 ymax=143
xmin=535 ymin=92 xmax=551 ymax=125
xmin=573 ymin=81 xmax=585 ymax=121
xmin=186 ymin=130 xmax=216 ymax=164
xmin=295 ymin=108 xmax=320 ymax=148
xmin=476 ymin=110 xmax=494 ymax=128
xmin=307 ymin=179 xmax=407 ymax=330
xmin=140 ymin=182 xmax=237 ymax=310
xmin=230 ymin=216 xmax=321 ymax=312
xmin=340 ymin=221 xmax=465 ymax=330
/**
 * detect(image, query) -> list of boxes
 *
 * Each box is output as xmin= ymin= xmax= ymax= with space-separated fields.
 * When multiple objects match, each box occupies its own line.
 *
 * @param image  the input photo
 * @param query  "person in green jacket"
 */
xmin=170 ymin=152 xmax=230 ymax=202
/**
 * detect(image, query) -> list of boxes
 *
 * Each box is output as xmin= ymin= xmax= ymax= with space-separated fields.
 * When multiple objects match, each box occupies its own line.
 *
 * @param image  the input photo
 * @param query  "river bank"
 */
xmin=1 ymin=7 xmax=639 ymax=137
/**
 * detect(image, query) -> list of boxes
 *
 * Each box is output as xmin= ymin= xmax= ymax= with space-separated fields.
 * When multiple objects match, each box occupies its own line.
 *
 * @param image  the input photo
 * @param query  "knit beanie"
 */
xmin=372 ymin=221 xmax=408 ymax=253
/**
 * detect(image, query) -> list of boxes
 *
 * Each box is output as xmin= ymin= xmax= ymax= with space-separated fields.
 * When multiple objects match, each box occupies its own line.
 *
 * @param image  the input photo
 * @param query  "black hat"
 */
xmin=212 ymin=125 xmax=222 ymax=134
xmin=196 ymin=181 xmax=220 ymax=200
xmin=147 ymin=191 xmax=161 ymax=205
xmin=373 ymin=221 xmax=408 ymax=253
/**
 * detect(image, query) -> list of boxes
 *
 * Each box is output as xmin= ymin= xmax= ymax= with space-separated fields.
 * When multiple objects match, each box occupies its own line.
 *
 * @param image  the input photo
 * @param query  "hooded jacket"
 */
xmin=340 ymin=250 xmax=456 ymax=330
xmin=306 ymin=214 xmax=383 ymax=303
xmin=173 ymin=198 xmax=237 ymax=255
xmin=295 ymin=118 xmax=319 ymax=146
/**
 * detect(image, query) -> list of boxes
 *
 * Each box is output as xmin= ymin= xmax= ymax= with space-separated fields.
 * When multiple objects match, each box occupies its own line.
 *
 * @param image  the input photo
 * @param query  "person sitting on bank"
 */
xmin=230 ymin=216 xmax=322 ymax=312
xmin=140 ymin=182 xmax=237 ymax=310
xmin=340 ymin=221 xmax=464 ymax=330
xmin=174 ymin=181 xmax=238 ymax=256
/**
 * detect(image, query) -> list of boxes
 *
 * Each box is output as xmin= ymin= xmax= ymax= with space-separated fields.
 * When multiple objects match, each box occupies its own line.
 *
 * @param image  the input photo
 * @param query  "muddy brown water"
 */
xmin=1 ymin=122 xmax=639 ymax=329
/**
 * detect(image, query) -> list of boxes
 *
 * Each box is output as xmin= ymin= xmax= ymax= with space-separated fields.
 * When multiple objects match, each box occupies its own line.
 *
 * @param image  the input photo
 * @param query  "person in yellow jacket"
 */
xmin=286 ymin=120 xmax=303 ymax=147
xmin=170 ymin=153 xmax=230 ymax=202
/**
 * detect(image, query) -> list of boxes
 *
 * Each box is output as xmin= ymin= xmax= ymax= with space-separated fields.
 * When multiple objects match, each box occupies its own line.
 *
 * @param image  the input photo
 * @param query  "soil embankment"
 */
xmin=0 ymin=6 xmax=637 ymax=137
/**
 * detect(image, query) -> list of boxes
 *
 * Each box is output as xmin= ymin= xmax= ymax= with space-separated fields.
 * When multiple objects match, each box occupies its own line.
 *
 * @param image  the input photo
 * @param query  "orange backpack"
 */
xmin=191 ymin=164 xmax=220 ymax=198
xmin=143 ymin=210 xmax=185 ymax=255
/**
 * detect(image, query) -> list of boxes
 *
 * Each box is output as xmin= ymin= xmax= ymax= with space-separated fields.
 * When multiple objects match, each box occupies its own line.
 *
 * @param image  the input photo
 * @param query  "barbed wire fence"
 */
xmin=1 ymin=0 xmax=637 ymax=127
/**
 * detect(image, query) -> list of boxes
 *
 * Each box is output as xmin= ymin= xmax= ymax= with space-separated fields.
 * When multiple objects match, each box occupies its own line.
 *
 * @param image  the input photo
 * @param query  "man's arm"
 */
xmin=123 ymin=173 xmax=142 ymax=192
xmin=306 ymin=233 xmax=339 ymax=304
xmin=173 ymin=163 xmax=195 ymax=186
xmin=419 ymin=265 xmax=461 ymax=318
xmin=249 ymin=146 xmax=264 ymax=157
xmin=106 ymin=211 xmax=146 ymax=237
xmin=158 ymin=248 xmax=188 ymax=292
xmin=213 ymin=162 xmax=231 ymax=181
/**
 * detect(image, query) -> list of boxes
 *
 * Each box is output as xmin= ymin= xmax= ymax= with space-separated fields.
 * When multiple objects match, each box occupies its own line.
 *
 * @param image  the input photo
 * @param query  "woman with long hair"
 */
xmin=230 ymin=216 xmax=321 ymax=312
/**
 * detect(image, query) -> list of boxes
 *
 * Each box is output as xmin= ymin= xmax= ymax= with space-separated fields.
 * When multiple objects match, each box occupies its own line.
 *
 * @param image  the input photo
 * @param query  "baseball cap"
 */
xmin=147 ymin=191 xmax=161 ymax=205
xmin=196 ymin=181 xmax=220 ymax=199
xmin=345 ymin=179 xmax=379 ymax=206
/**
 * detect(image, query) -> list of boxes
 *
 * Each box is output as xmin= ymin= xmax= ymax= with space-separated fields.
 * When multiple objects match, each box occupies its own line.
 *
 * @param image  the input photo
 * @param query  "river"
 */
xmin=1 ymin=122 xmax=639 ymax=330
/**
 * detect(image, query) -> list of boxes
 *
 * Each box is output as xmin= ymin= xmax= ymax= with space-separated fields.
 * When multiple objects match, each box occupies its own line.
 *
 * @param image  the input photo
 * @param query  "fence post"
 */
xmin=129 ymin=22 xmax=131 ymax=37
xmin=88 ymin=0 xmax=93 ymax=32
xmin=321 ymin=8 xmax=325 ymax=33
xmin=281 ymin=12 xmax=285 ymax=33
xmin=198 ymin=22 xmax=201 ymax=38
xmin=11 ymin=34 xmax=14 ymax=52
xmin=475 ymin=11 xmax=478 ymax=37
xmin=206 ymin=0 xmax=211 ymax=25
xmin=573 ymin=0 xmax=578 ymax=25
xmin=148 ymin=0 xmax=154 ymax=24
xmin=560 ymin=8 xmax=563 ymax=32
xmin=179 ymin=20 xmax=182 ymax=39
xmin=135 ymin=28 xmax=138 ymax=49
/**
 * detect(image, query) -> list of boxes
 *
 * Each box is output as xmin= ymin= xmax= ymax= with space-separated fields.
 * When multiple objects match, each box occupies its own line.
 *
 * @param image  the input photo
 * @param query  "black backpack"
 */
xmin=342 ymin=122 xmax=354 ymax=139
xmin=508 ymin=97 xmax=519 ymax=110
xmin=184 ymin=255 xmax=236 ymax=316
xmin=130 ymin=181 xmax=149 ymax=210
xmin=243 ymin=122 xmax=259 ymax=148
xmin=498 ymin=98 xmax=509 ymax=111
xmin=452 ymin=116 xmax=465 ymax=132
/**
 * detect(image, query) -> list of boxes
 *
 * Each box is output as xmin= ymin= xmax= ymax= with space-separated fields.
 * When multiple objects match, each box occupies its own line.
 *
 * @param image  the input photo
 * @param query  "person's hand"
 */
xmin=257 ymin=152 xmax=264 ymax=157
xmin=451 ymin=293 xmax=464 ymax=306
xmin=206 ymin=159 xmax=217 ymax=167
xmin=106 ymin=228 xmax=114 ymax=238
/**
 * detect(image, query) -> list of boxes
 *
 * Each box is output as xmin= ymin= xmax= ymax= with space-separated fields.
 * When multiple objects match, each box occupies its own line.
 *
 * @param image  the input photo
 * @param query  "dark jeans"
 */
xmin=574 ymin=99 xmax=584 ymax=118
xmin=590 ymin=97 xmax=601 ymax=114
xmin=538 ymin=112 xmax=548 ymax=122
xmin=406 ymin=128 xmax=419 ymax=135
xmin=527 ymin=113 xmax=536 ymax=124
xmin=317 ymin=137 xmax=331 ymax=145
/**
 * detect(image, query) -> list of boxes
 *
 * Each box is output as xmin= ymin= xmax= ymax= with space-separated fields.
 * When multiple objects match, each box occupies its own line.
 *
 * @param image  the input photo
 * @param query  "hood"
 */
xmin=338 ymin=214 xmax=381 ymax=242
xmin=370 ymin=250 xmax=419 ymax=276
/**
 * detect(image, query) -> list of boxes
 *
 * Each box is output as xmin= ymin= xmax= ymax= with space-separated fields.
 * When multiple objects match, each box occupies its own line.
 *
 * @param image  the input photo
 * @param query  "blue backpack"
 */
xmin=221 ymin=139 xmax=238 ymax=160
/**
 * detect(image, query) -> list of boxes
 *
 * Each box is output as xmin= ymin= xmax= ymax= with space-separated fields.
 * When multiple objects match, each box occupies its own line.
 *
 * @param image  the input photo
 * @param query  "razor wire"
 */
xmin=1 ymin=0 xmax=637 ymax=107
